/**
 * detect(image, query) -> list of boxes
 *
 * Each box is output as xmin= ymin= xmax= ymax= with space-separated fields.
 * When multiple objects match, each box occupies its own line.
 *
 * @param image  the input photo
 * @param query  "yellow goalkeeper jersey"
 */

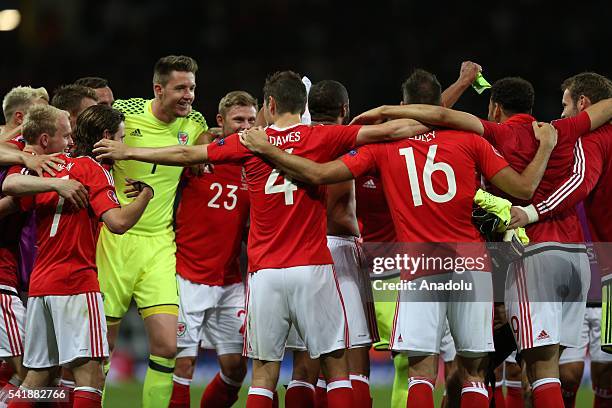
xmin=111 ymin=98 xmax=207 ymax=235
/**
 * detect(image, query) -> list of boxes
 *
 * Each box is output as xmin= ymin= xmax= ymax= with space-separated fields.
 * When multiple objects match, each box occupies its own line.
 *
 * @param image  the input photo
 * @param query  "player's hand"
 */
xmin=508 ymin=206 xmax=529 ymax=229
xmin=124 ymin=178 xmax=154 ymax=199
xmin=93 ymin=139 xmax=129 ymax=161
xmin=22 ymin=153 xmax=65 ymax=177
xmin=350 ymin=106 xmax=385 ymax=125
xmin=532 ymin=121 xmax=558 ymax=151
xmin=54 ymin=179 xmax=89 ymax=209
xmin=458 ymin=61 xmax=482 ymax=86
xmin=239 ymin=126 xmax=271 ymax=154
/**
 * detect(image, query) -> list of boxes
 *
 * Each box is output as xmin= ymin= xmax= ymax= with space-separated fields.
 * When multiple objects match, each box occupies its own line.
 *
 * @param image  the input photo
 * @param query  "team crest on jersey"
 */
xmin=216 ymin=137 xmax=225 ymax=146
xmin=348 ymin=149 xmax=357 ymax=156
xmin=177 ymin=322 xmax=186 ymax=337
xmin=107 ymin=190 xmax=119 ymax=205
xmin=177 ymin=131 xmax=189 ymax=145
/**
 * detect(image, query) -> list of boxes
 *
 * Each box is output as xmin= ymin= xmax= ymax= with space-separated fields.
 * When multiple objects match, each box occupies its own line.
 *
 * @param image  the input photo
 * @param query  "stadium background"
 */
xmin=0 ymin=0 xmax=609 ymax=406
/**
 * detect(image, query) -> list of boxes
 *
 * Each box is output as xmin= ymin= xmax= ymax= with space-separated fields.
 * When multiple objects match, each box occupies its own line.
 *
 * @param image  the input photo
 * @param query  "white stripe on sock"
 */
xmin=349 ymin=374 xmax=369 ymax=385
xmin=327 ymin=380 xmax=352 ymax=392
xmin=219 ymin=371 xmax=242 ymax=388
xmin=532 ymin=378 xmax=560 ymax=391
xmin=248 ymin=387 xmax=273 ymax=399
xmin=172 ymin=375 xmax=192 ymax=386
xmin=288 ymin=380 xmax=315 ymax=391
xmin=316 ymin=378 xmax=327 ymax=389
xmin=74 ymin=386 xmax=103 ymax=396
xmin=505 ymin=380 xmax=522 ymax=388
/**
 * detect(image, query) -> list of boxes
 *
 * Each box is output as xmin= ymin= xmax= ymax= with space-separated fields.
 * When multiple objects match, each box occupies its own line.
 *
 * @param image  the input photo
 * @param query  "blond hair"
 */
xmin=218 ymin=91 xmax=258 ymax=117
xmin=22 ymin=105 xmax=67 ymax=145
xmin=2 ymin=85 xmax=49 ymax=123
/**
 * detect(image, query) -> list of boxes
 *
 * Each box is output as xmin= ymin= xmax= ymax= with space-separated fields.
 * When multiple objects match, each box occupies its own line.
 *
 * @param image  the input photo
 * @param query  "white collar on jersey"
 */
xmin=268 ymin=123 xmax=302 ymax=132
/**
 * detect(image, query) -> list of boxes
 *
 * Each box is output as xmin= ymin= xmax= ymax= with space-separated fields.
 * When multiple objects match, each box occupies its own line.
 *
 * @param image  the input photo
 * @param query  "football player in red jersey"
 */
xmin=2 ymin=104 xmax=153 ymax=408
xmin=93 ymin=70 xmax=435 ymax=408
xmin=348 ymin=76 xmax=612 ymax=408
xmin=168 ymin=91 xmax=255 ymax=408
xmin=1 ymin=86 xmax=49 ymax=143
xmin=236 ymin=69 xmax=558 ymax=408
xmin=508 ymin=72 xmax=612 ymax=408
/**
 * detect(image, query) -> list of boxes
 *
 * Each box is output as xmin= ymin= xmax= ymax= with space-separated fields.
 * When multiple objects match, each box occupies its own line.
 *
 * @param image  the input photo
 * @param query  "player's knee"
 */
xmin=505 ymin=362 xmax=523 ymax=381
xmin=559 ymin=365 xmax=582 ymax=390
xmin=150 ymin=343 xmax=177 ymax=360
xmin=221 ymin=360 xmax=247 ymax=383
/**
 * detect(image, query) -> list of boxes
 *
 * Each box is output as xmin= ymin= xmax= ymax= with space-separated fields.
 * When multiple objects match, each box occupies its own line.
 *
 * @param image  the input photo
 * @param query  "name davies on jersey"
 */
xmin=373 ymin=278 xmax=473 ymax=292
xmin=268 ymin=131 xmax=301 ymax=146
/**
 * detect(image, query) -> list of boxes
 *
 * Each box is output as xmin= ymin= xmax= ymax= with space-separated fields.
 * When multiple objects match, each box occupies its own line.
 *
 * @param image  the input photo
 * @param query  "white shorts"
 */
xmin=440 ymin=319 xmax=456 ymax=363
xmin=559 ymin=307 xmax=612 ymax=364
xmin=505 ymin=350 xmax=517 ymax=364
xmin=505 ymin=243 xmax=590 ymax=352
xmin=285 ymin=236 xmax=376 ymax=351
xmin=244 ymin=265 xmax=348 ymax=361
xmin=0 ymin=291 xmax=25 ymax=358
xmin=176 ymin=276 xmax=245 ymax=357
xmin=23 ymin=293 xmax=108 ymax=368
xmin=390 ymin=271 xmax=494 ymax=357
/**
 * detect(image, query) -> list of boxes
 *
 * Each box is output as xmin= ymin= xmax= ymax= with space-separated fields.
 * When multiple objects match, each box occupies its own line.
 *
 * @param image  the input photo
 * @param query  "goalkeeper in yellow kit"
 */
xmin=96 ymin=55 xmax=208 ymax=407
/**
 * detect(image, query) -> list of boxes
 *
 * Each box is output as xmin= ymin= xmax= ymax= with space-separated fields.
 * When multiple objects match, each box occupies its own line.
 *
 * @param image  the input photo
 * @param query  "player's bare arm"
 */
xmin=240 ymin=127 xmax=353 ymax=184
xmin=0 ymin=196 xmax=19 ymax=220
xmin=0 ymin=143 xmax=64 ymax=176
xmin=583 ymin=97 xmax=612 ymax=130
xmin=0 ymin=125 xmax=23 ymax=142
xmin=440 ymin=61 xmax=482 ymax=108
xmin=2 ymin=173 xmax=89 ymax=209
xmin=93 ymin=138 xmax=209 ymax=166
xmin=100 ymin=180 xmax=154 ymax=234
xmin=355 ymin=118 xmax=430 ymax=145
xmin=352 ymin=104 xmax=485 ymax=135
xmin=488 ymin=121 xmax=557 ymax=200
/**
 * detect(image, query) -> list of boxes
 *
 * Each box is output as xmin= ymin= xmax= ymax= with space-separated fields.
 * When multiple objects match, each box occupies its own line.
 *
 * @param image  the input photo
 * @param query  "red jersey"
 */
xmin=534 ymin=124 xmax=612 ymax=243
xmin=175 ymin=164 xmax=249 ymax=285
xmin=355 ymin=175 xmax=396 ymax=242
xmin=0 ymin=167 xmax=22 ymax=290
xmin=9 ymin=155 xmax=120 ymax=296
xmin=479 ymin=112 xmax=592 ymax=242
xmin=6 ymin=135 xmax=25 ymax=150
xmin=341 ymin=130 xmax=509 ymax=243
xmin=206 ymin=123 xmax=361 ymax=272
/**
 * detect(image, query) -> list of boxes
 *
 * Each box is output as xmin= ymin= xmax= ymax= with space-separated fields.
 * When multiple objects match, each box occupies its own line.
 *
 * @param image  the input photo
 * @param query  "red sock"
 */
xmin=169 ymin=376 xmax=191 ymax=408
xmin=54 ymin=381 xmax=75 ymax=408
xmin=247 ymin=387 xmax=274 ymax=408
xmin=326 ymin=379 xmax=353 ymax=407
xmin=73 ymin=388 xmax=102 ymax=408
xmin=593 ymin=387 xmax=612 ymax=408
xmin=314 ymin=378 xmax=327 ymax=408
xmin=201 ymin=372 xmax=241 ymax=407
xmin=408 ymin=377 xmax=435 ymax=408
xmin=0 ymin=362 xmax=14 ymax=388
xmin=285 ymin=380 xmax=315 ymax=408
xmin=494 ymin=383 xmax=506 ymax=408
xmin=350 ymin=375 xmax=372 ymax=408
xmin=460 ymin=382 xmax=489 ymax=408
xmin=561 ymin=384 xmax=578 ymax=408
xmin=505 ymin=381 xmax=524 ymax=408
xmin=532 ymin=378 xmax=563 ymax=408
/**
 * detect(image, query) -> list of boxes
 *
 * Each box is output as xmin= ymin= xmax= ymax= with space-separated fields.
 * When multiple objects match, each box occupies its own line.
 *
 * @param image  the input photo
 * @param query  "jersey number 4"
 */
xmin=399 ymin=145 xmax=456 ymax=206
xmin=264 ymin=148 xmax=298 ymax=205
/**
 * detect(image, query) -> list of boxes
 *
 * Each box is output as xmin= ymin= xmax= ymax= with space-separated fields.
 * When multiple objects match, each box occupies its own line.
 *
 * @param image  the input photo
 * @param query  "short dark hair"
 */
xmin=401 ymin=69 xmax=442 ymax=105
xmin=218 ymin=91 xmax=258 ymax=117
xmin=308 ymin=80 xmax=349 ymax=123
xmin=73 ymin=104 xmax=125 ymax=157
xmin=263 ymin=71 xmax=306 ymax=115
xmin=562 ymin=72 xmax=612 ymax=105
xmin=490 ymin=77 xmax=534 ymax=115
xmin=51 ymin=84 xmax=98 ymax=116
xmin=153 ymin=55 xmax=198 ymax=86
xmin=74 ymin=76 xmax=109 ymax=89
